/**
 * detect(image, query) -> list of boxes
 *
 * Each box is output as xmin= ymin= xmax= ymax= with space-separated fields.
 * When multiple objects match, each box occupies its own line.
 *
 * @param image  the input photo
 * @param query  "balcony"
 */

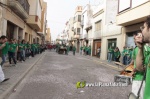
xmin=83 ymin=33 xmax=88 ymax=39
xmin=73 ymin=34 xmax=80 ymax=39
xmin=8 ymin=0 xmax=29 ymax=19
xmin=116 ymin=1 xmax=150 ymax=26
xmin=93 ymin=30 xmax=101 ymax=39
xmin=26 ymin=15 xmax=41 ymax=31
xmin=80 ymin=20 xmax=84 ymax=28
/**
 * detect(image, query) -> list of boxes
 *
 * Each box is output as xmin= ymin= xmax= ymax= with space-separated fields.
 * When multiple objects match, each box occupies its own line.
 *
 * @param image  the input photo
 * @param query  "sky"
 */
xmin=44 ymin=0 xmax=98 ymax=41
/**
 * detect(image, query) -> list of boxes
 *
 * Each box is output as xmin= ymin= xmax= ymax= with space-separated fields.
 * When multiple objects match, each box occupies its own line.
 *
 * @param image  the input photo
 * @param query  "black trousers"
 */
xmin=8 ymin=51 xmax=16 ymax=64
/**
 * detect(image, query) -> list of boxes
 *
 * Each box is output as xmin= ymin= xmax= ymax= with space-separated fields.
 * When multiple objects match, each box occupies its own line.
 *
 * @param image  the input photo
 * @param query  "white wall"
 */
xmin=82 ymin=5 xmax=88 ymax=39
xmin=101 ymin=34 xmax=123 ymax=60
xmin=68 ymin=17 xmax=74 ymax=40
xmin=37 ymin=0 xmax=42 ymax=20
xmin=92 ymin=12 xmax=104 ymax=39
xmin=132 ymin=0 xmax=148 ymax=8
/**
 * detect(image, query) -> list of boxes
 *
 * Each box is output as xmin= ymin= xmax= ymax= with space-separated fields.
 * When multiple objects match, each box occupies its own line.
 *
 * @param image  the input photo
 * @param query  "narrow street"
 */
xmin=8 ymin=51 xmax=131 ymax=99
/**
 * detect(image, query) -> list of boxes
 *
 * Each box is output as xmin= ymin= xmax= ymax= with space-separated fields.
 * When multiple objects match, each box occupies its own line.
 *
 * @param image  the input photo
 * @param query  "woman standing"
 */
xmin=107 ymin=46 xmax=113 ymax=62
xmin=114 ymin=47 xmax=121 ymax=62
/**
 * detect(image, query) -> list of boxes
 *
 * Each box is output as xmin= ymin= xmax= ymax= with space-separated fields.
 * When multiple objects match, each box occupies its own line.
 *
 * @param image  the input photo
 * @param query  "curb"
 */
xmin=0 ymin=53 xmax=45 ymax=99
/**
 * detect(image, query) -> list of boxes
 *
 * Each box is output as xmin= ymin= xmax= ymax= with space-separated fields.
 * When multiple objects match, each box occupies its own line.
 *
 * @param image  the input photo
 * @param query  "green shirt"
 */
xmin=73 ymin=46 xmax=76 ymax=51
xmin=132 ymin=47 xmax=144 ymax=81
xmin=31 ymin=44 xmax=35 ymax=51
xmin=122 ymin=49 xmax=127 ymax=56
xmin=80 ymin=47 xmax=83 ymax=50
xmin=67 ymin=46 xmax=70 ymax=51
xmin=108 ymin=48 xmax=113 ymax=53
xmin=88 ymin=47 xmax=91 ymax=54
xmin=2 ymin=42 xmax=9 ymax=55
xmin=126 ymin=49 xmax=130 ymax=56
xmin=85 ymin=47 xmax=88 ymax=51
xmin=143 ymin=45 xmax=150 ymax=99
xmin=26 ymin=44 xmax=31 ymax=49
xmin=114 ymin=51 xmax=121 ymax=58
xmin=23 ymin=44 xmax=27 ymax=49
xmin=18 ymin=44 xmax=24 ymax=51
xmin=8 ymin=44 xmax=17 ymax=52
xmin=129 ymin=50 xmax=133 ymax=58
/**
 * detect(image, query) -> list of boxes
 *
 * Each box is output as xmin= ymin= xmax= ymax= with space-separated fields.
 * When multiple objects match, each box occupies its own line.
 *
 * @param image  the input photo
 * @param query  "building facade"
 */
xmin=45 ymin=28 xmax=51 ymax=43
xmin=68 ymin=0 xmax=123 ymax=59
xmin=98 ymin=0 xmax=124 ymax=60
xmin=80 ymin=4 xmax=93 ymax=54
xmin=0 ymin=0 xmax=48 ymax=44
xmin=68 ymin=17 xmax=74 ymax=47
xmin=116 ymin=0 xmax=150 ymax=48
xmin=38 ymin=1 xmax=47 ymax=44
xmin=72 ymin=6 xmax=82 ymax=52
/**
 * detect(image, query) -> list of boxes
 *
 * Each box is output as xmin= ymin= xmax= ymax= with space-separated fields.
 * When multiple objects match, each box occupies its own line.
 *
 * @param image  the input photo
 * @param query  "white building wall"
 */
xmin=68 ymin=18 xmax=74 ymax=41
xmin=92 ymin=12 xmax=104 ymax=39
xmin=82 ymin=8 xmax=88 ymax=39
xmin=91 ymin=0 xmax=124 ymax=60
xmin=100 ymin=0 xmax=124 ymax=60
xmin=29 ymin=0 xmax=37 ymax=15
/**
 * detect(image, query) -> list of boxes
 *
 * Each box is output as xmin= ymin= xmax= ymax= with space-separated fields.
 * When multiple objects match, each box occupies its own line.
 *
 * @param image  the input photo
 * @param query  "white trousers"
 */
xmin=132 ymin=80 xmax=145 ymax=99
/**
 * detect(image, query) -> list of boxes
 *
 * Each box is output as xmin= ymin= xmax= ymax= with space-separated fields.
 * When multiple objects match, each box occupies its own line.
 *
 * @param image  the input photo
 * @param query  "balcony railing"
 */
xmin=17 ymin=0 xmax=30 ymax=14
xmin=8 ymin=0 xmax=30 ymax=19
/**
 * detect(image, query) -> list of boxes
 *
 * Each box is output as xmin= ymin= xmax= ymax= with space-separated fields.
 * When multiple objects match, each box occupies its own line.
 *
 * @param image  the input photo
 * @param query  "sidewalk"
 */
xmin=0 ymin=52 xmax=45 ymax=99
xmin=75 ymin=53 xmax=125 ymax=71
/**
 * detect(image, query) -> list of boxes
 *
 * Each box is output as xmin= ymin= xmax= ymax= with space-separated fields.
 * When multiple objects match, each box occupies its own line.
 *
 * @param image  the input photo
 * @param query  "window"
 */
xmin=95 ymin=21 xmax=101 ymax=31
xmin=77 ymin=28 xmax=80 ymax=35
xmin=118 ymin=0 xmax=130 ymax=13
xmin=78 ymin=15 xmax=81 ymax=22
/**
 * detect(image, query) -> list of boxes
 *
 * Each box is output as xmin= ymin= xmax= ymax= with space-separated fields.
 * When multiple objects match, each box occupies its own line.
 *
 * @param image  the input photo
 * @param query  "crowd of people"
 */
xmin=80 ymin=45 xmax=91 ymax=56
xmin=102 ymin=15 xmax=150 ymax=99
xmin=0 ymin=35 xmax=47 ymax=83
xmin=55 ymin=43 xmax=76 ymax=55
xmin=107 ymin=45 xmax=133 ymax=65
xmin=113 ymin=16 xmax=150 ymax=99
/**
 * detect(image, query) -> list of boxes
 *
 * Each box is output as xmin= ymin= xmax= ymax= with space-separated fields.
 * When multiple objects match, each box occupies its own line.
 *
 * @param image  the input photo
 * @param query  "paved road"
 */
xmin=8 ymin=51 xmax=131 ymax=99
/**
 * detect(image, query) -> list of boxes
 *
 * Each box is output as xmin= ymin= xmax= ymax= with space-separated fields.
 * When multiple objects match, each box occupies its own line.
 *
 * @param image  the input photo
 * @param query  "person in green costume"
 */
xmin=80 ymin=46 xmax=83 ymax=55
xmin=130 ymin=32 xmax=145 ymax=99
xmin=122 ymin=46 xmax=128 ymax=65
xmin=66 ymin=45 xmax=70 ymax=55
xmin=83 ymin=45 xmax=86 ymax=55
xmin=135 ymin=15 xmax=150 ymax=99
xmin=21 ymin=40 xmax=26 ymax=61
xmin=0 ymin=36 xmax=10 ymax=82
xmin=114 ymin=47 xmax=121 ymax=62
xmin=18 ymin=40 xmax=25 ymax=62
xmin=88 ymin=45 xmax=91 ymax=56
xmin=72 ymin=45 xmax=76 ymax=56
xmin=31 ymin=43 xmax=35 ymax=57
xmin=8 ymin=39 xmax=17 ymax=66
xmin=26 ymin=42 xmax=31 ymax=58
xmin=0 ymin=36 xmax=9 ymax=67
xmin=107 ymin=46 xmax=113 ymax=62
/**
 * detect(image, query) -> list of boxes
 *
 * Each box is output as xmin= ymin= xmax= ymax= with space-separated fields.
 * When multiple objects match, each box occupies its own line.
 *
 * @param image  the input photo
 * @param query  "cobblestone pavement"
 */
xmin=8 ymin=50 xmax=131 ymax=99
xmin=0 ymin=53 xmax=44 ymax=99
